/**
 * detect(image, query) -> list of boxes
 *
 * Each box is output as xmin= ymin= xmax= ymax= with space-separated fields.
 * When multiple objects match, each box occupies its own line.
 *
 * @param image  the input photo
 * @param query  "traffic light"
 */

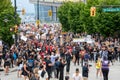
xmin=48 ymin=10 xmax=52 ymax=16
xmin=90 ymin=7 xmax=96 ymax=16
xmin=36 ymin=20 xmax=40 ymax=26
xmin=14 ymin=25 xmax=18 ymax=33
xmin=22 ymin=8 xmax=25 ymax=15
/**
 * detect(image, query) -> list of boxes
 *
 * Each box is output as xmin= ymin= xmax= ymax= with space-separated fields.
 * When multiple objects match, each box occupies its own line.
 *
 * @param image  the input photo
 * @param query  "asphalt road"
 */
xmin=0 ymin=61 xmax=120 ymax=80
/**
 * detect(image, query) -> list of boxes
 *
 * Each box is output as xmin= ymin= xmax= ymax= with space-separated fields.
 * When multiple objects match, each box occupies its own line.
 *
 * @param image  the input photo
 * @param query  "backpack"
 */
xmin=41 ymin=70 xmax=46 ymax=78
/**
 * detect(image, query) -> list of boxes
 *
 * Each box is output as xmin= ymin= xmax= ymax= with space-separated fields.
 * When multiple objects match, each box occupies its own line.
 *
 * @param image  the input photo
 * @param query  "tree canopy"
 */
xmin=0 ymin=0 xmax=21 ymax=46
xmin=57 ymin=0 xmax=120 ymax=37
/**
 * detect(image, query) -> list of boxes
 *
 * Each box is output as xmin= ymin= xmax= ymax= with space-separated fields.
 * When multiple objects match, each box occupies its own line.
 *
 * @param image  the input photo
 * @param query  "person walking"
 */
xmin=95 ymin=57 xmax=102 ymax=78
xmin=108 ymin=48 xmax=114 ymax=65
xmin=74 ymin=47 xmax=80 ymax=66
xmin=101 ymin=56 xmax=110 ymax=80
xmin=38 ymin=65 xmax=48 ymax=80
xmin=21 ymin=62 xmax=30 ymax=80
xmin=4 ymin=58 xmax=10 ymax=75
xmin=65 ymin=50 xmax=72 ymax=74
xmin=80 ymin=48 xmax=86 ymax=67
xmin=54 ymin=58 xmax=60 ymax=79
xmin=59 ymin=58 xmax=66 ymax=80
xmin=45 ymin=55 xmax=53 ymax=80
xmin=82 ymin=63 xmax=89 ymax=80
xmin=50 ymin=52 xmax=57 ymax=78
xmin=17 ymin=56 xmax=23 ymax=78
xmin=72 ymin=68 xmax=83 ymax=80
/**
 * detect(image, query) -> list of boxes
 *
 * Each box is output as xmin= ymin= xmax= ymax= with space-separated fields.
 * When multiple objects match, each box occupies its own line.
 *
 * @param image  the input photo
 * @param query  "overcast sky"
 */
xmin=11 ymin=0 xmax=35 ymax=13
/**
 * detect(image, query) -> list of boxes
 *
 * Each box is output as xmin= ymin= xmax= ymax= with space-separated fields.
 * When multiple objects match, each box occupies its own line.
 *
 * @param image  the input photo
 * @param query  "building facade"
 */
xmin=29 ymin=0 xmax=86 ymax=22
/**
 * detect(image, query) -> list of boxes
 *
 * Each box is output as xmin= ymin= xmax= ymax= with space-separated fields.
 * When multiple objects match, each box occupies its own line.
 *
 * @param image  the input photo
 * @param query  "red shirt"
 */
xmin=80 ymin=50 xmax=86 ymax=58
xmin=50 ymin=45 xmax=53 ymax=52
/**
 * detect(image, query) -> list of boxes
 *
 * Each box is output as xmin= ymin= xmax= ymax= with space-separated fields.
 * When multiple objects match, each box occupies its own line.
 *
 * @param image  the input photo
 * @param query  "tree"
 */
xmin=57 ymin=0 xmax=120 ymax=37
xmin=0 ymin=0 xmax=21 ymax=46
xmin=57 ymin=2 xmax=71 ymax=32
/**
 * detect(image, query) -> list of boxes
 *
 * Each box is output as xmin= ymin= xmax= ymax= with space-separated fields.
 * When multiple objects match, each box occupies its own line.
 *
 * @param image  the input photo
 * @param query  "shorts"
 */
xmin=17 ymin=64 xmax=23 ymax=70
xmin=22 ymin=71 xmax=29 ymax=76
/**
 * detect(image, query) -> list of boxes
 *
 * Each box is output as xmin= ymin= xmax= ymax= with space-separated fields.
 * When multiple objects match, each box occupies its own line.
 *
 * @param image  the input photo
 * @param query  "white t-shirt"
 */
xmin=72 ymin=73 xmax=83 ymax=80
xmin=38 ymin=70 xmax=48 ymax=80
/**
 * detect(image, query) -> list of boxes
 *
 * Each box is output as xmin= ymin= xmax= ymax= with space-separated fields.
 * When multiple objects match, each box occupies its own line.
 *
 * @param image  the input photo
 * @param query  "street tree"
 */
xmin=0 ymin=0 xmax=21 ymax=46
xmin=57 ymin=0 xmax=120 ymax=37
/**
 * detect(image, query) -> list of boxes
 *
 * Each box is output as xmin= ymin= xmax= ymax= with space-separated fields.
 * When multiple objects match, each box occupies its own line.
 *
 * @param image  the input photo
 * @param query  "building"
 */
xmin=29 ymin=0 xmax=86 ymax=22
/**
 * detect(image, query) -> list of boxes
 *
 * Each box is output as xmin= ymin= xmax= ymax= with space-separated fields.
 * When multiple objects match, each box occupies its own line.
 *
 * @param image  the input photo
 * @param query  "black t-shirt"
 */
xmin=82 ymin=66 xmax=89 ymax=77
xmin=60 ymin=53 xmax=65 ymax=58
xmin=46 ymin=59 xmax=52 ymax=71
xmin=17 ymin=60 xmax=22 ymax=66
xmin=75 ymin=50 xmax=79 ymax=57
xmin=66 ymin=53 xmax=71 ymax=62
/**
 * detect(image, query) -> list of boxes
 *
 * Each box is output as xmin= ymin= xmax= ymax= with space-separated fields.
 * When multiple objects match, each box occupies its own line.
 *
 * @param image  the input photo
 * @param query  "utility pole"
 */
xmin=14 ymin=0 xmax=17 ymax=47
xmin=37 ymin=0 xmax=40 ymax=29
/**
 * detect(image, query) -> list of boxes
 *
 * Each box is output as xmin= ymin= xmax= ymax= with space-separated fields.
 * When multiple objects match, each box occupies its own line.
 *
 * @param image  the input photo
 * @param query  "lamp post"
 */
xmin=14 ymin=0 xmax=18 ymax=47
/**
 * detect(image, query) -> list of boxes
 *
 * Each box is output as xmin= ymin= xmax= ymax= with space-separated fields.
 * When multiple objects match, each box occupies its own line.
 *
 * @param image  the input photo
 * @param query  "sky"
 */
xmin=11 ymin=0 xmax=35 ymax=13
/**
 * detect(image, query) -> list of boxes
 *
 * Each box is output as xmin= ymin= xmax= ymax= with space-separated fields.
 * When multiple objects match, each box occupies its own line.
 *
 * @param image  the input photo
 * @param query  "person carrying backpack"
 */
xmin=38 ymin=65 xmax=48 ymax=80
xmin=54 ymin=58 xmax=60 ymax=79
xmin=27 ymin=55 xmax=34 ymax=74
xmin=82 ymin=63 xmax=89 ymax=80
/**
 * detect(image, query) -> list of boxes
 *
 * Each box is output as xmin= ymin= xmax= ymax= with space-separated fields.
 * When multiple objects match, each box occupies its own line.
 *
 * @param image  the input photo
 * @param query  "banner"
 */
xmin=73 ymin=38 xmax=85 ymax=42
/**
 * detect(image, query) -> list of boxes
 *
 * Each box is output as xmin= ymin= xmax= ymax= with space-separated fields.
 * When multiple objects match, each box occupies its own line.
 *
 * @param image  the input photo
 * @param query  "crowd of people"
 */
xmin=0 ymin=23 xmax=120 ymax=80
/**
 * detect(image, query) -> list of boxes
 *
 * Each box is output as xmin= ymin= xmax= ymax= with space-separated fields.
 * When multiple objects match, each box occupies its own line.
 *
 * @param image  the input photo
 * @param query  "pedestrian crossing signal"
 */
xmin=90 ymin=7 xmax=96 ymax=16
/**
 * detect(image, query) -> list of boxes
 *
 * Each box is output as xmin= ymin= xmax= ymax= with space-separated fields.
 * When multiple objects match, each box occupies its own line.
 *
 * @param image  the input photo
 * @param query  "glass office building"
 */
xmin=29 ymin=0 xmax=86 ymax=22
xmin=34 ymin=4 xmax=58 ymax=22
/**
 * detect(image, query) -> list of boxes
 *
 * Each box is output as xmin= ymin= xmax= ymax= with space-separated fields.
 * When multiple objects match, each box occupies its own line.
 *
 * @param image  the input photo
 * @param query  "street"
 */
xmin=0 ymin=61 xmax=120 ymax=80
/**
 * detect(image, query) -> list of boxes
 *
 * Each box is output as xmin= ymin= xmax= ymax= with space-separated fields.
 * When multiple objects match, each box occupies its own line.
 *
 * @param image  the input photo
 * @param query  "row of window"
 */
xmin=34 ymin=4 xmax=58 ymax=22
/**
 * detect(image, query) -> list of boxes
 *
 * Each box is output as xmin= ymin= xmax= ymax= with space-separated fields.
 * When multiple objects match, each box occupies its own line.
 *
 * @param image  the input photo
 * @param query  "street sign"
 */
xmin=103 ymin=7 xmax=120 ymax=12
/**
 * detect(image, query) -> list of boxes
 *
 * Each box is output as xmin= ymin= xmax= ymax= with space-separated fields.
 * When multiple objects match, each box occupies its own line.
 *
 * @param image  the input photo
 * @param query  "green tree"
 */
xmin=0 ymin=0 xmax=21 ymax=46
xmin=57 ymin=0 xmax=120 ymax=37
xmin=57 ymin=2 xmax=71 ymax=32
